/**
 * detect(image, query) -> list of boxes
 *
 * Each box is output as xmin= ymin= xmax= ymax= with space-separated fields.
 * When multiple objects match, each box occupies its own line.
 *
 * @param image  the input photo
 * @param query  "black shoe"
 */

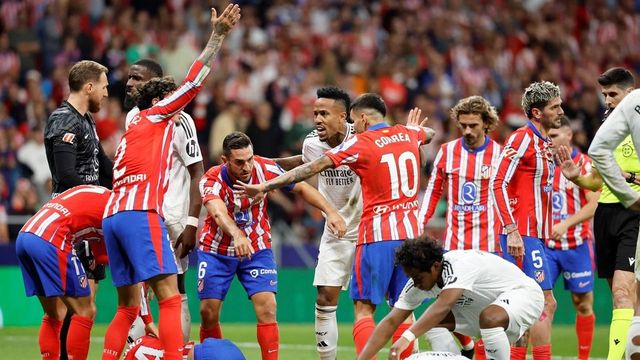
xmin=461 ymin=346 xmax=475 ymax=359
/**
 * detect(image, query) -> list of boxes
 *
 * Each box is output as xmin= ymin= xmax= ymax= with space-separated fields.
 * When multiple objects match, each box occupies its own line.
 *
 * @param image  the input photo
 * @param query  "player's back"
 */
xmin=21 ymin=185 xmax=111 ymax=252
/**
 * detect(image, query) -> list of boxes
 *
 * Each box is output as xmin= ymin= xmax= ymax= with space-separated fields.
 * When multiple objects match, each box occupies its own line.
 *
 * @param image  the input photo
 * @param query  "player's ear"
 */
xmin=221 ymin=154 xmax=228 ymax=164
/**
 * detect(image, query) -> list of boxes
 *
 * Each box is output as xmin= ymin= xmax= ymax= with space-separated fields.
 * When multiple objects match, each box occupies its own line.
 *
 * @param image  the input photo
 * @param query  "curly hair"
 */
xmin=395 ymin=237 xmax=444 ymax=272
xmin=134 ymin=76 xmax=177 ymax=110
xmin=521 ymin=81 xmax=561 ymax=119
xmin=450 ymin=95 xmax=499 ymax=133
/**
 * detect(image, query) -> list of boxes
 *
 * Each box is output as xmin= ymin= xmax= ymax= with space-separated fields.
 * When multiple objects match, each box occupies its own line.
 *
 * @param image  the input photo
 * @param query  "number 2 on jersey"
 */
xmin=113 ymin=138 xmax=128 ymax=180
xmin=380 ymin=151 xmax=418 ymax=199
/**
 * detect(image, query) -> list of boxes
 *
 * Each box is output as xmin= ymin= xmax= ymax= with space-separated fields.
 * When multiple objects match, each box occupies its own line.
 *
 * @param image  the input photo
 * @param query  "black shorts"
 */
xmin=74 ymin=241 xmax=106 ymax=282
xmin=593 ymin=202 xmax=640 ymax=278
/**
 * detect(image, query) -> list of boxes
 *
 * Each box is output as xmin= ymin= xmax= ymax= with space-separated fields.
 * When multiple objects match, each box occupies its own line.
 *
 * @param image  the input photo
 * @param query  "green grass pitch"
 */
xmin=0 ymin=323 xmax=609 ymax=359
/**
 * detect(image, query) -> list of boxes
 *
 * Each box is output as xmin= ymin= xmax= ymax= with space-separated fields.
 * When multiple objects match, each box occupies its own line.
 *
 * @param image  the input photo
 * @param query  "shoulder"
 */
xmin=203 ymin=166 xmax=223 ymax=180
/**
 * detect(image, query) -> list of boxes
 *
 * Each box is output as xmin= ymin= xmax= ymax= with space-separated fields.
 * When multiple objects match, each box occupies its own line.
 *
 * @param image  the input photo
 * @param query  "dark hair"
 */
xmin=395 ymin=237 xmax=444 ymax=272
xmin=559 ymin=114 xmax=571 ymax=128
xmin=597 ymin=67 xmax=635 ymax=89
xmin=317 ymin=86 xmax=351 ymax=113
xmin=223 ymin=132 xmax=253 ymax=156
xmin=351 ymin=93 xmax=386 ymax=117
xmin=68 ymin=60 xmax=108 ymax=92
xmin=134 ymin=59 xmax=164 ymax=78
xmin=134 ymin=76 xmax=177 ymax=110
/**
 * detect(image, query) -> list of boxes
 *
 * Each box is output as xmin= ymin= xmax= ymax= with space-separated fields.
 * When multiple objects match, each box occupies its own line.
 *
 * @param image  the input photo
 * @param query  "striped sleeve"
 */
xmin=326 ymin=135 xmax=361 ymax=168
xmin=199 ymin=172 xmax=222 ymax=204
xmin=418 ymin=145 xmax=446 ymax=228
xmin=490 ymin=132 xmax=530 ymax=227
xmin=263 ymin=158 xmax=295 ymax=192
xmin=146 ymin=60 xmax=211 ymax=122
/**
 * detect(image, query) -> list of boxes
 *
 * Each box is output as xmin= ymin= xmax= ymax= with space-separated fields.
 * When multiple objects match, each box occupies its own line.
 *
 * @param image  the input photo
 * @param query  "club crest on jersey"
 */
xmin=234 ymin=210 xmax=251 ymax=227
xmin=78 ymin=275 xmax=87 ymax=288
xmin=197 ymin=279 xmax=204 ymax=292
xmin=534 ymin=270 xmax=545 ymax=283
xmin=62 ymin=133 xmax=76 ymax=144
xmin=480 ymin=164 xmax=492 ymax=179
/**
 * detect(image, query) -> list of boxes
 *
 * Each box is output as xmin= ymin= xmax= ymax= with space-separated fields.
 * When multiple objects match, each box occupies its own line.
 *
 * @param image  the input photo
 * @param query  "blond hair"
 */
xmin=521 ymin=81 xmax=561 ymax=119
xmin=450 ymin=96 xmax=499 ymax=133
xmin=68 ymin=60 xmax=108 ymax=92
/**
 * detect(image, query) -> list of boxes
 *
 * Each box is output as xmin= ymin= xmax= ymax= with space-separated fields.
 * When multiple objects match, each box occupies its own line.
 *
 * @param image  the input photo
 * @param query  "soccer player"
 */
xmin=586 ymin=73 xmax=640 ymax=359
xmin=546 ymin=117 xmax=598 ymax=360
xmin=101 ymin=5 xmax=241 ymax=360
xmin=123 ymin=336 xmax=245 ymax=360
xmin=561 ymin=68 xmax=639 ymax=359
xmin=490 ymin=81 xmax=563 ymax=360
xmin=236 ymin=93 xmax=435 ymax=358
xmin=357 ymin=238 xmax=544 ymax=360
xmin=197 ymin=132 xmax=346 ymax=360
xmin=15 ymin=185 xmax=111 ymax=360
xmin=125 ymin=58 xmax=204 ymax=344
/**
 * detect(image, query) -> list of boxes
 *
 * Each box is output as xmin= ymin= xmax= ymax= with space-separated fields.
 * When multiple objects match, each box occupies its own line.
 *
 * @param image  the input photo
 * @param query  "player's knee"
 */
xmin=479 ymin=307 xmax=509 ymax=329
xmin=572 ymin=298 xmax=592 ymax=315
xmin=316 ymin=288 xmax=339 ymax=307
xmin=544 ymin=293 xmax=557 ymax=315
xmin=255 ymin=301 xmax=277 ymax=323
xmin=612 ymin=285 xmax=634 ymax=308
xmin=200 ymin=304 xmax=220 ymax=325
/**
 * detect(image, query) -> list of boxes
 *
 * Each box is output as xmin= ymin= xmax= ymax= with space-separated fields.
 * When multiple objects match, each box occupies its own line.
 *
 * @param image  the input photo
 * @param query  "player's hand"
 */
xmin=506 ymin=230 xmax=524 ymax=260
xmin=233 ymin=234 xmax=255 ymax=260
xmin=326 ymin=211 xmax=347 ymax=239
xmin=145 ymin=322 xmax=159 ymax=338
xmin=388 ymin=337 xmax=410 ymax=360
xmin=557 ymin=145 xmax=582 ymax=181
xmin=175 ymin=225 xmax=197 ymax=258
xmin=211 ymin=4 xmax=241 ymax=37
xmin=234 ymin=181 xmax=266 ymax=199
xmin=406 ymin=107 xmax=429 ymax=127
xmin=551 ymin=222 xmax=568 ymax=241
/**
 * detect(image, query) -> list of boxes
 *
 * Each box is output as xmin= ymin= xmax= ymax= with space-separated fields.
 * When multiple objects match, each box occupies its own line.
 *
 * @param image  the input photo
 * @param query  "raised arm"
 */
xmin=556 ymin=146 xmax=602 ymax=191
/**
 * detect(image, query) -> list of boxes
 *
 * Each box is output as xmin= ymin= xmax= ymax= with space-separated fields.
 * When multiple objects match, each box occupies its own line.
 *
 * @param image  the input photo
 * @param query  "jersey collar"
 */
xmin=527 ymin=121 xmax=549 ymax=142
xmin=460 ymin=135 xmax=490 ymax=153
xmin=221 ymin=165 xmax=235 ymax=187
xmin=571 ymin=147 xmax=579 ymax=159
xmin=368 ymin=122 xmax=391 ymax=131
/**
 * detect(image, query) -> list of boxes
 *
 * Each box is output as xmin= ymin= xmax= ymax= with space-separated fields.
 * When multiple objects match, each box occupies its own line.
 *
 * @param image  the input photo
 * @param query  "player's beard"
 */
xmin=124 ymin=94 xmax=135 ymax=111
xmin=463 ymin=134 xmax=478 ymax=147
xmin=88 ymin=96 xmax=102 ymax=113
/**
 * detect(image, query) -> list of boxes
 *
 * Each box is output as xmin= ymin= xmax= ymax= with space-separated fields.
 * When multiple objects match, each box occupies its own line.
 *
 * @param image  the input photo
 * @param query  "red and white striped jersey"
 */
xmin=104 ymin=60 xmax=210 ymax=218
xmin=20 ymin=185 xmax=111 ymax=253
xmin=490 ymin=122 xmax=555 ymax=240
xmin=325 ymin=123 xmax=428 ymax=246
xmin=547 ymin=149 xmax=594 ymax=249
xmin=198 ymin=156 xmax=294 ymax=256
xmin=419 ymin=137 xmax=502 ymax=252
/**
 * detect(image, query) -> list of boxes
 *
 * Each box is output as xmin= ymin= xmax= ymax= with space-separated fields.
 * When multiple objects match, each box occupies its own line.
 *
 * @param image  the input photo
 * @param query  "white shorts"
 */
xmin=452 ymin=286 xmax=544 ymax=342
xmin=313 ymin=232 xmax=356 ymax=290
xmin=166 ymin=221 xmax=189 ymax=274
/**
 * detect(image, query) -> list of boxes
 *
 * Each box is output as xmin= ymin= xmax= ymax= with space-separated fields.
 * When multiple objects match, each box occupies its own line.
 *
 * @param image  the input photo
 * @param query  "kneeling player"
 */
xmin=16 ymin=185 xmax=111 ymax=360
xmin=197 ymin=132 xmax=346 ymax=360
xmin=358 ymin=238 xmax=544 ymax=360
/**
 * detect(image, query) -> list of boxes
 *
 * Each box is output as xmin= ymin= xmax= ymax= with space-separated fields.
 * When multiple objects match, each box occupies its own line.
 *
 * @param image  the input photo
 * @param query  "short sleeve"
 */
xmin=325 ymin=135 xmax=361 ymax=168
xmin=262 ymin=158 xmax=295 ymax=192
xmin=441 ymin=258 xmax=477 ymax=292
xmin=394 ymin=279 xmax=436 ymax=310
xmin=199 ymin=172 xmax=223 ymax=204
xmin=174 ymin=112 xmax=203 ymax=167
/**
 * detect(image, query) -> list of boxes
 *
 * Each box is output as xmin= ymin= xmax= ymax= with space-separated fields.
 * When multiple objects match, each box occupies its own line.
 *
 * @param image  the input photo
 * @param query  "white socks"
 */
xmin=626 ymin=316 xmax=640 ymax=360
xmin=425 ymin=327 xmax=460 ymax=353
xmin=315 ymin=303 xmax=338 ymax=360
xmin=181 ymin=293 xmax=191 ymax=343
xmin=480 ymin=327 xmax=510 ymax=360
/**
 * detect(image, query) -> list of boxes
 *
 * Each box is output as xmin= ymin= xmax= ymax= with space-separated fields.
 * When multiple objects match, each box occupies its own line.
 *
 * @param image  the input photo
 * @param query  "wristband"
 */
xmin=401 ymin=329 xmax=416 ymax=342
xmin=627 ymin=172 xmax=637 ymax=184
xmin=186 ymin=216 xmax=199 ymax=227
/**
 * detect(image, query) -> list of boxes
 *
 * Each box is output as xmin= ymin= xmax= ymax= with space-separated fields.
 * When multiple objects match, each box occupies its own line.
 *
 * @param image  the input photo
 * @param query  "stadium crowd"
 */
xmin=0 ymin=0 xmax=639 ymax=244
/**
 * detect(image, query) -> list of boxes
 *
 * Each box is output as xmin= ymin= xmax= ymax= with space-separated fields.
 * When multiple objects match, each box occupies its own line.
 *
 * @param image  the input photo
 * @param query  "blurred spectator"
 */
xmin=245 ymin=101 xmax=283 ymax=158
xmin=208 ymin=102 xmax=248 ymax=164
xmin=17 ymin=125 xmax=50 ymax=200
xmin=10 ymin=178 xmax=38 ymax=215
xmin=7 ymin=8 xmax=40 ymax=80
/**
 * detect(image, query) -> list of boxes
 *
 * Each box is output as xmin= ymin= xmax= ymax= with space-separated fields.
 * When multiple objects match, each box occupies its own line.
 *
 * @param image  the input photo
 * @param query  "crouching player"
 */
xmin=197 ymin=132 xmax=346 ymax=360
xmin=16 ymin=185 xmax=111 ymax=360
xmin=358 ymin=238 xmax=544 ymax=360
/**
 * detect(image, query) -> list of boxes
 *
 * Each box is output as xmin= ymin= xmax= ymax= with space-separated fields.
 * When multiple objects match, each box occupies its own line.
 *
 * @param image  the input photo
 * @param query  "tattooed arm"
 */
xmin=198 ymin=5 xmax=241 ymax=65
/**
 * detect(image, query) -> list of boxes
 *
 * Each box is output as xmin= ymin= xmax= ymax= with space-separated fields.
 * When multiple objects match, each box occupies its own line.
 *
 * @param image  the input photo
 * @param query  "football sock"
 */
xmin=475 ymin=340 xmax=487 ymax=360
xmin=576 ymin=313 xmax=594 ymax=360
xmin=532 ymin=344 xmax=551 ymax=360
xmin=315 ymin=303 xmax=338 ymax=360
xmin=158 ymin=295 xmax=183 ymax=360
xmin=181 ymin=294 xmax=191 ymax=344
xmin=425 ymin=327 xmax=459 ymax=353
xmin=353 ymin=317 xmax=376 ymax=359
xmin=257 ymin=322 xmax=279 ymax=360
xmin=510 ymin=346 xmax=527 ymax=360
xmin=103 ymin=305 xmax=139 ymax=359
xmin=60 ymin=310 xmax=71 ymax=360
xmin=480 ymin=327 xmax=510 ymax=360
xmin=392 ymin=322 xmax=415 ymax=359
xmin=200 ymin=323 xmax=223 ymax=342
xmin=40 ymin=315 xmax=63 ymax=360
xmin=66 ymin=315 xmax=93 ymax=360
xmin=609 ymin=308 xmax=633 ymax=360
xmin=454 ymin=333 xmax=474 ymax=350
xmin=627 ymin=317 xmax=640 ymax=360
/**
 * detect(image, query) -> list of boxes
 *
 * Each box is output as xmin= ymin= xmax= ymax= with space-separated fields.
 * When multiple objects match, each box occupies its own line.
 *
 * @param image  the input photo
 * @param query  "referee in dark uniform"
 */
xmin=44 ymin=60 xmax=112 ymax=360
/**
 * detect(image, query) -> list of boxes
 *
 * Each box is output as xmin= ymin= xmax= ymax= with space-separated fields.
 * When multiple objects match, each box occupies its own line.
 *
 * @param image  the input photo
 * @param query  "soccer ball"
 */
xmin=406 ymin=351 xmax=469 ymax=360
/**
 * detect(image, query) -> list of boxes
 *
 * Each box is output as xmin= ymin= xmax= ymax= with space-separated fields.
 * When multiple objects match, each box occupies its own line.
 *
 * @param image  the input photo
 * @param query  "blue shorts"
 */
xmin=16 ymin=232 xmax=91 ymax=297
xmin=196 ymin=249 xmax=277 ymax=300
xmin=103 ymin=211 xmax=177 ymax=287
xmin=500 ymin=235 xmax=553 ymax=290
xmin=350 ymin=240 xmax=408 ymax=306
xmin=546 ymin=241 xmax=595 ymax=293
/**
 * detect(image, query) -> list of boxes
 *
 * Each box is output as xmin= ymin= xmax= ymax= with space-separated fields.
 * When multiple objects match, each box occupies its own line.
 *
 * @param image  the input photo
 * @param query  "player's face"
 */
xmin=457 ymin=113 xmax=486 ymax=149
xmin=538 ymin=97 xmax=564 ymax=131
xmin=548 ymin=126 xmax=572 ymax=153
xmin=223 ymin=146 xmax=254 ymax=182
xmin=88 ymin=72 xmax=109 ymax=113
xmin=601 ymin=84 xmax=633 ymax=110
xmin=404 ymin=265 xmax=440 ymax=292
xmin=313 ymin=98 xmax=346 ymax=141
xmin=125 ymin=65 xmax=155 ymax=109
xmin=350 ymin=109 xmax=367 ymax=133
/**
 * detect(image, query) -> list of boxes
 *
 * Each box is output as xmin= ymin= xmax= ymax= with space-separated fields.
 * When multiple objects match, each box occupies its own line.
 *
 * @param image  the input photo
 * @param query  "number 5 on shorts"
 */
xmin=531 ymin=250 xmax=543 ymax=268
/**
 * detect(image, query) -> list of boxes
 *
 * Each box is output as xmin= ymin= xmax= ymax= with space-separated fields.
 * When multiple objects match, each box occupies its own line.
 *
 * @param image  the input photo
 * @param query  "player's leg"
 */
xmin=251 ymin=292 xmax=279 ymax=360
xmin=38 ymin=297 xmax=66 ymax=360
xmin=167 ymin=221 xmax=191 ymax=343
xmin=61 ymin=295 xmax=96 ymax=360
xmin=627 ymin=279 xmax=640 ymax=360
xmin=103 ymin=284 xmax=142 ymax=359
xmin=200 ymin=299 xmax=224 ymax=341
xmin=571 ymin=291 xmax=595 ymax=359
xmin=315 ymin=286 xmax=342 ymax=359
xmin=353 ymin=300 xmax=377 ymax=357
xmin=196 ymin=250 xmax=236 ymax=342
xmin=388 ymin=251 xmax=417 ymax=359
xmin=478 ymin=305 xmax=511 ymax=360
xmin=425 ymin=311 xmax=459 ymax=354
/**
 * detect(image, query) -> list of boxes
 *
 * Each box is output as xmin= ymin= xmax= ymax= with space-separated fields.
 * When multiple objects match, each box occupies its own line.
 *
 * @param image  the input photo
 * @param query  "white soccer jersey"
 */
xmin=126 ymin=107 xmax=203 ymax=224
xmin=395 ymin=250 xmax=540 ymax=311
xmin=302 ymin=123 xmax=362 ymax=240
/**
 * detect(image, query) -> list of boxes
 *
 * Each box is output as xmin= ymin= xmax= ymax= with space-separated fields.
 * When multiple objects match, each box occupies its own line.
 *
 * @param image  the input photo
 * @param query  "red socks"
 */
xmin=158 ymin=295 xmax=183 ymax=360
xmin=200 ymin=323 xmax=223 ymax=342
xmin=353 ymin=317 xmax=376 ymax=359
xmin=39 ymin=316 xmax=63 ymax=359
xmin=257 ymin=322 xmax=279 ymax=360
xmin=392 ymin=323 xmax=415 ymax=359
xmin=66 ymin=315 xmax=94 ymax=360
xmin=576 ymin=314 xmax=595 ymax=360
xmin=511 ymin=346 xmax=527 ymax=360
xmin=475 ymin=340 xmax=486 ymax=360
xmin=532 ymin=344 xmax=551 ymax=360
xmin=103 ymin=305 xmax=139 ymax=359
